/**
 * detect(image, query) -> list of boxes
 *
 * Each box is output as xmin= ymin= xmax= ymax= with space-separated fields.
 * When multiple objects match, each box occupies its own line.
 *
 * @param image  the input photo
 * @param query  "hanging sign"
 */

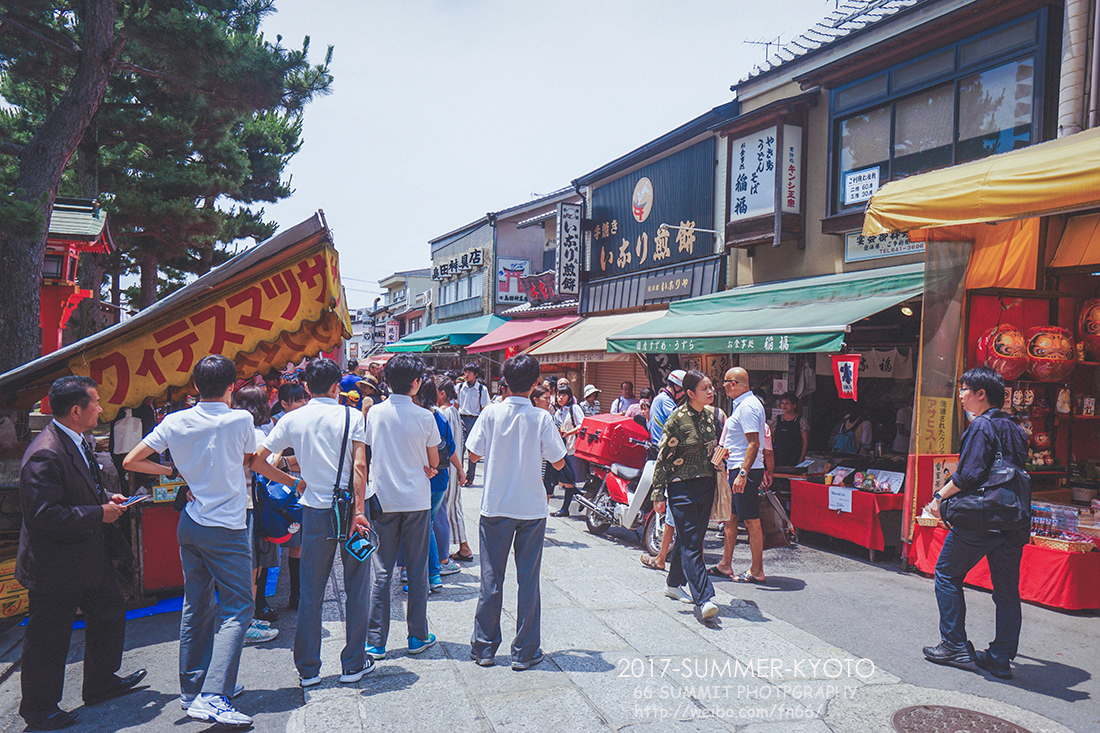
xmin=832 ymin=354 xmax=861 ymax=401
xmin=496 ymin=257 xmax=531 ymax=304
xmin=555 ymin=202 xmax=582 ymax=296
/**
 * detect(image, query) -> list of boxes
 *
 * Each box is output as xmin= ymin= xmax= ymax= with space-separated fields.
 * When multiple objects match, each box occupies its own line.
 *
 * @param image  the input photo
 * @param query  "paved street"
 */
xmin=0 ymin=479 xmax=1094 ymax=732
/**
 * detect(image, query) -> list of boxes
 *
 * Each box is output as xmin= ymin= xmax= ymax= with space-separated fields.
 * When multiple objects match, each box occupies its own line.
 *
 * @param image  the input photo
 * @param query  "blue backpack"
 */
xmin=252 ymin=474 xmax=302 ymax=543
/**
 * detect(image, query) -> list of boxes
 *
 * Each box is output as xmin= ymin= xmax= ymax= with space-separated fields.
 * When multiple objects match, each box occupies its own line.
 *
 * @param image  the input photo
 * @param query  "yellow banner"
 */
xmin=915 ymin=396 xmax=954 ymax=455
xmin=71 ymin=246 xmax=350 ymax=420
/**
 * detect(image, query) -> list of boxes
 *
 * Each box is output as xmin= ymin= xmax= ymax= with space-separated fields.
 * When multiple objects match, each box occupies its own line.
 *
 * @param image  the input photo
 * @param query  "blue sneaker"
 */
xmin=408 ymin=633 xmax=437 ymax=655
xmin=365 ymin=644 xmax=387 ymax=660
xmin=430 ymin=576 xmax=443 ymax=592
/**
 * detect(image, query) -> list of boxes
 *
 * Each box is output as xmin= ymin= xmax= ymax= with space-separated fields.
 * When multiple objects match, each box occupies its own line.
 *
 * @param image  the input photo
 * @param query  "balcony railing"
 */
xmin=435 ymin=296 xmax=482 ymax=321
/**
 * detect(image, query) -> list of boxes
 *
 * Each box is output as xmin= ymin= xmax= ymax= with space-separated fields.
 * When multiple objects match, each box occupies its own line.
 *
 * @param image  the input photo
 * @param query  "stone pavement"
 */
xmin=290 ymin=484 xmax=1073 ymax=733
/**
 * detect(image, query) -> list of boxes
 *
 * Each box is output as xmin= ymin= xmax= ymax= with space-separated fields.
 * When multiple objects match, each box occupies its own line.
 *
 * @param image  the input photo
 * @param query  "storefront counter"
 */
xmin=139 ymin=502 xmax=184 ymax=594
xmin=789 ymin=479 xmax=905 ymax=560
xmin=909 ymin=523 xmax=1100 ymax=611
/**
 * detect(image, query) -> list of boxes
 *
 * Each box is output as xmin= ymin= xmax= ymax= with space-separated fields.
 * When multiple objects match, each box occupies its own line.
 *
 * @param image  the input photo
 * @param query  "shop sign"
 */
xmin=590 ymin=138 xmax=714 ymax=280
xmin=70 ymin=247 xmax=347 ymax=420
xmin=620 ymin=333 xmax=830 ymax=355
xmin=348 ymin=342 xmax=358 ymax=359
xmin=520 ymin=270 xmax=561 ymax=305
xmin=815 ymin=349 xmax=915 ymax=379
xmin=643 ymin=272 xmax=693 ymax=301
xmin=916 ymin=396 xmax=954 ymax=454
xmin=729 ymin=125 xmax=803 ymax=221
xmin=832 ymin=354 xmax=861 ymax=400
xmin=828 ymin=486 xmax=853 ymax=513
xmin=555 ymin=202 xmax=582 ymax=296
xmin=496 ymin=257 xmax=531 ymax=304
xmin=843 ymin=166 xmax=879 ymax=206
xmin=844 ymin=231 xmax=924 ymax=263
xmin=433 ymin=248 xmax=483 ymax=280
xmin=385 ymin=320 xmax=400 ymax=344
xmin=371 ymin=324 xmax=386 ymax=344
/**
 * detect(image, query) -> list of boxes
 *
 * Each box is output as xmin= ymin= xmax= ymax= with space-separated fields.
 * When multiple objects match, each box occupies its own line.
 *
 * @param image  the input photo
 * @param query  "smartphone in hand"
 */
xmin=120 ymin=495 xmax=150 ymax=508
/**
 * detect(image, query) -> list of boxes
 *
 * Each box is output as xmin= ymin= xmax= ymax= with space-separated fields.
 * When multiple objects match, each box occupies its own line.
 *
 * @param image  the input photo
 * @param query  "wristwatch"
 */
xmin=738 ymin=468 xmax=748 ymax=477
xmin=933 ymin=491 xmax=944 ymax=502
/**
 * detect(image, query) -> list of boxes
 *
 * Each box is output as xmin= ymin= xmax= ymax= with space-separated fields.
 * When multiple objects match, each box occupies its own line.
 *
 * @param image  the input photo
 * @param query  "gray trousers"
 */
xmin=368 ymin=510 xmax=430 ymax=647
xmin=471 ymin=516 xmax=545 ymax=663
xmin=295 ymin=507 xmax=372 ymax=678
xmin=177 ymin=511 xmax=253 ymax=698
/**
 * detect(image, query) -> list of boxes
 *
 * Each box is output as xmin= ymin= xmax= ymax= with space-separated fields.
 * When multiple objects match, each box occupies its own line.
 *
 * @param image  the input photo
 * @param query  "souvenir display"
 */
xmin=1078 ymin=298 xmax=1100 ymax=361
xmin=1025 ymin=326 xmax=1075 ymax=382
xmin=1012 ymin=388 xmax=1025 ymax=413
xmin=1031 ymin=431 xmax=1051 ymax=450
xmin=976 ymin=324 xmax=1030 ymax=381
xmin=1022 ymin=387 xmax=1035 ymax=408
xmin=1057 ymin=387 xmax=1072 ymax=414
xmin=1030 ymin=397 xmax=1050 ymax=418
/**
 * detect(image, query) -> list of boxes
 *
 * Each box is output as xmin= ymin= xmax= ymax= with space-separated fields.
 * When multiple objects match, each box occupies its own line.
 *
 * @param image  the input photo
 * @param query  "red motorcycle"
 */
xmin=572 ymin=414 xmax=665 ymax=555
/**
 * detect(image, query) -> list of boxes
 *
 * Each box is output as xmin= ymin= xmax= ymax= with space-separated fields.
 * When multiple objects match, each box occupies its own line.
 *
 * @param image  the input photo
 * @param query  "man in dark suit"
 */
xmin=17 ymin=376 xmax=146 ymax=730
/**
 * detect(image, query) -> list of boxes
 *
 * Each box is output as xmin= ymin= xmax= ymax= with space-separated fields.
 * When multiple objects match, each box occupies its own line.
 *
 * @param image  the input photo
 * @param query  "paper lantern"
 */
xmin=1026 ymin=326 xmax=1075 ymax=382
xmin=976 ymin=324 xmax=1029 ymax=381
xmin=1078 ymin=299 xmax=1100 ymax=361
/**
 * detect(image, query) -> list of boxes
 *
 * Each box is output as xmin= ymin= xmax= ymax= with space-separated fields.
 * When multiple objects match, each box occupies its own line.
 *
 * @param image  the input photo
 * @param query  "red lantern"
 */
xmin=1025 ymin=326 xmax=1075 ymax=382
xmin=1078 ymin=298 xmax=1100 ymax=361
xmin=976 ymin=324 xmax=1029 ymax=381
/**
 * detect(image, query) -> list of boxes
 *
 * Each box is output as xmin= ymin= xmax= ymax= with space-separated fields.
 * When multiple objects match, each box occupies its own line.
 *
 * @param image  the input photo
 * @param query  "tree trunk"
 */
xmin=111 ymin=269 xmax=121 ymax=324
xmin=0 ymin=0 xmax=121 ymax=372
xmin=67 ymin=114 xmax=108 ymax=344
xmin=139 ymin=248 xmax=158 ymax=310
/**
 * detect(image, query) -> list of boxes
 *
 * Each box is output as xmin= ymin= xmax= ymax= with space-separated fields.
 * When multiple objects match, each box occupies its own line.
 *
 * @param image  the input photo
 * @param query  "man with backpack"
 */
xmin=252 ymin=358 xmax=373 ymax=688
xmin=457 ymin=363 xmax=490 ymax=486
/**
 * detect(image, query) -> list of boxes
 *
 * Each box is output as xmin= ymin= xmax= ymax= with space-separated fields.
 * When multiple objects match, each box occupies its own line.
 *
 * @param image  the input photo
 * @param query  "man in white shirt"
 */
xmin=467 ymin=354 xmax=566 ymax=670
xmin=253 ymin=358 xmax=373 ymax=687
xmin=715 ymin=367 xmax=768 ymax=584
xmin=457 ymin=363 xmax=490 ymax=486
xmin=362 ymin=354 xmax=441 ymax=658
xmin=124 ymin=355 xmax=266 ymax=727
xmin=610 ymin=381 xmax=638 ymax=415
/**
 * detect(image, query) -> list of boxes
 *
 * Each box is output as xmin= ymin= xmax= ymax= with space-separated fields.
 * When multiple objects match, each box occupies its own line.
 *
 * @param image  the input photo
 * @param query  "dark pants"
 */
xmin=472 ymin=516 xmax=545 ymax=663
xmin=666 ymin=476 xmax=716 ymax=607
xmin=20 ymin=562 xmax=126 ymax=718
xmin=934 ymin=526 xmax=1028 ymax=659
xmin=461 ymin=415 xmax=478 ymax=482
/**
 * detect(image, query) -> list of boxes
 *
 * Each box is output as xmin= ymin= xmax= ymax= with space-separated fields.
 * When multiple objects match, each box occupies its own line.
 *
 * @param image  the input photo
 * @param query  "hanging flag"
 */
xmin=832 ymin=354 xmax=861 ymax=401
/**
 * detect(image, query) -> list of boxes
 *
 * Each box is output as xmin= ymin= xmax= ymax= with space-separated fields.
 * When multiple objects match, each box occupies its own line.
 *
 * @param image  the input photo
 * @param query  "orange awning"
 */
xmin=1050 ymin=213 xmax=1100 ymax=269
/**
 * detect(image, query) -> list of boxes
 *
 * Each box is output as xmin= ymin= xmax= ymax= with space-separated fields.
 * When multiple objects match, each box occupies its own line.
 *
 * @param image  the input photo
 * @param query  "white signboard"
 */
xmin=781 ymin=125 xmax=802 ymax=214
xmin=384 ymin=320 xmax=400 ymax=344
xmin=555 ymin=202 xmax=582 ymax=296
xmin=843 ymin=166 xmax=879 ymax=205
xmin=730 ymin=126 xmax=777 ymax=220
xmin=496 ymin=257 xmax=532 ymax=304
xmin=844 ymin=231 xmax=925 ymax=263
xmin=828 ymin=486 xmax=854 ymax=513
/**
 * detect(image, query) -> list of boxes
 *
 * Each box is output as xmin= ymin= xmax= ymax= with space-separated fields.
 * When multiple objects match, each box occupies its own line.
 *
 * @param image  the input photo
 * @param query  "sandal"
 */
xmin=640 ymin=554 xmax=665 ymax=571
xmin=707 ymin=566 xmax=733 ymax=579
xmin=451 ymin=551 xmax=474 ymax=563
xmin=733 ymin=571 xmax=765 ymax=584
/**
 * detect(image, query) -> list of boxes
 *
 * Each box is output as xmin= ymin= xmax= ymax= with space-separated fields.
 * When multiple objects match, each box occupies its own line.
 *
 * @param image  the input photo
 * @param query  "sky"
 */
xmin=257 ymin=0 xmax=837 ymax=311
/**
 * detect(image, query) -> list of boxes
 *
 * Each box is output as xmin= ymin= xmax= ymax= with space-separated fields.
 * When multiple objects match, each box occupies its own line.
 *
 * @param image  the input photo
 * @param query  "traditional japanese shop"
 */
xmin=606 ymin=263 xmax=924 ymax=559
xmin=864 ymin=127 xmax=1100 ymax=610
xmin=0 ymin=214 xmax=352 ymax=603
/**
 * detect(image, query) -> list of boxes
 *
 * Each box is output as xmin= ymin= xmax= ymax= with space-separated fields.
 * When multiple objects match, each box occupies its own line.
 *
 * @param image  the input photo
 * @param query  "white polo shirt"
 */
xmin=362 ymin=394 xmax=441 ymax=512
xmin=457 ymin=380 xmax=489 ymax=416
xmin=723 ymin=391 xmax=766 ymax=471
xmin=262 ymin=397 xmax=367 ymax=510
xmin=142 ymin=401 xmax=257 ymax=530
xmin=467 ymin=396 xmax=567 ymax=520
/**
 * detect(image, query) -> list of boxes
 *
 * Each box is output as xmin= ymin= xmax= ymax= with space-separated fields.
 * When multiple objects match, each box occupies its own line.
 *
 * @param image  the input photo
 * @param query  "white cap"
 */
xmin=583 ymin=384 xmax=601 ymax=399
xmin=668 ymin=369 xmax=686 ymax=387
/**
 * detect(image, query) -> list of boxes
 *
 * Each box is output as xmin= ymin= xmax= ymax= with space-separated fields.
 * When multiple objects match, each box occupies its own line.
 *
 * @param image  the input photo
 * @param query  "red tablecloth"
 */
xmin=910 ymin=524 xmax=1100 ymax=610
xmin=790 ymin=479 xmax=905 ymax=551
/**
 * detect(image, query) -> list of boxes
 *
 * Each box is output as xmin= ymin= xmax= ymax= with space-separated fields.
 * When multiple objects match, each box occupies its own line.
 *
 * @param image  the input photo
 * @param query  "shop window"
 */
xmin=830 ymin=10 xmax=1047 ymax=214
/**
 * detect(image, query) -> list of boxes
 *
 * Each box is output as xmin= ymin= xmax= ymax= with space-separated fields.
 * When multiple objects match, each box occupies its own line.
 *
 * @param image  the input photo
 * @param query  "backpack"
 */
xmin=830 ymin=419 xmax=861 ymax=454
xmin=252 ymin=472 xmax=303 ymax=543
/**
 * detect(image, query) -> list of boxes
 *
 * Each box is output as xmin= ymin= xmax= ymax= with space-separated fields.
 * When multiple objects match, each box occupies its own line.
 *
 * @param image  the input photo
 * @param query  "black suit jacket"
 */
xmin=16 ymin=422 xmax=107 ymax=594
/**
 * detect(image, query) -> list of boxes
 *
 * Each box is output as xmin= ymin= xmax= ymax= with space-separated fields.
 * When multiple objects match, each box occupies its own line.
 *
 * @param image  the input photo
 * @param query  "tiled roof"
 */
xmin=740 ymin=0 xmax=921 ymax=83
xmin=502 ymin=299 xmax=579 ymax=316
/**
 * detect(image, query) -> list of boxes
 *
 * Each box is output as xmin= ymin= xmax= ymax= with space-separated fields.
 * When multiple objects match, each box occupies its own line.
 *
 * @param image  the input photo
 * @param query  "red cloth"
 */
xmin=790 ymin=479 xmax=905 ymax=551
xmin=910 ymin=524 xmax=1100 ymax=611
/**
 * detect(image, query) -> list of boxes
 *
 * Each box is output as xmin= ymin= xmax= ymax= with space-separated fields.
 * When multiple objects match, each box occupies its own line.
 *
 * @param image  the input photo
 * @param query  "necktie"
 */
xmin=83 ymin=439 xmax=108 ymax=502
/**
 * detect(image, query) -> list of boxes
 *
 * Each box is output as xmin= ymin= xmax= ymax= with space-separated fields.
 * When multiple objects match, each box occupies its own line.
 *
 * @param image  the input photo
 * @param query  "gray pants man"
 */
xmin=471 ymin=516 xmax=545 ymax=664
xmin=177 ymin=511 xmax=253 ymax=698
xmin=295 ymin=507 xmax=372 ymax=679
xmin=368 ymin=510 xmax=431 ymax=647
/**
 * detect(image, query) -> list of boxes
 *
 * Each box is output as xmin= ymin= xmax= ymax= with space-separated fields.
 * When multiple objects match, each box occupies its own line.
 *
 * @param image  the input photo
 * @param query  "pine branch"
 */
xmin=0 ymin=142 xmax=25 ymax=156
xmin=0 ymin=14 xmax=81 ymax=56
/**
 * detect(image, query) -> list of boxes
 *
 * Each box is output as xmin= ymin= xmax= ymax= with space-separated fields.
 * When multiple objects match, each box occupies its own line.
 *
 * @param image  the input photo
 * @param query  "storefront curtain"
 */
xmin=907 ymin=218 xmax=1038 ymax=290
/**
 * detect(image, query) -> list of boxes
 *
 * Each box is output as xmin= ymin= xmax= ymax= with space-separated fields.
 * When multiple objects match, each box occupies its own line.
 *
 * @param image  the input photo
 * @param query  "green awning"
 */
xmin=606 ymin=263 xmax=924 ymax=354
xmin=386 ymin=314 xmax=508 ymax=353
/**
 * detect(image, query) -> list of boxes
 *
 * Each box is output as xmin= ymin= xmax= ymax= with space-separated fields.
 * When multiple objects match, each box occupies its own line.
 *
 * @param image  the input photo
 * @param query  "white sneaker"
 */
xmin=339 ymin=658 xmax=375 ymax=683
xmin=186 ymin=694 xmax=252 ymax=727
xmin=700 ymin=601 xmax=719 ymax=620
xmin=664 ymin=585 xmax=693 ymax=603
xmin=244 ymin=619 xmax=278 ymax=644
xmin=299 ymin=674 xmax=321 ymax=687
xmin=438 ymin=559 xmax=461 ymax=576
xmin=181 ymin=683 xmax=243 ymax=710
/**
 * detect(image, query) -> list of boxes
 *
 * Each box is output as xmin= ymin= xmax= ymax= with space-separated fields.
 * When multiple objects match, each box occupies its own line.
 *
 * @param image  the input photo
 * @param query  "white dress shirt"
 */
xmin=262 ymin=397 xmax=367 ymax=510
xmin=362 ymin=394 xmax=441 ymax=512
xmin=467 ymin=396 xmax=567 ymax=520
xmin=457 ymin=380 xmax=490 ymax=416
xmin=143 ymin=401 xmax=258 ymax=530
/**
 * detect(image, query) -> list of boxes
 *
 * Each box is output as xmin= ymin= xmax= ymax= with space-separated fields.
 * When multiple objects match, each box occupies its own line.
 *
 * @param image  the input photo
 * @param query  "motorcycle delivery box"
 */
xmin=574 ymin=414 xmax=649 ymax=471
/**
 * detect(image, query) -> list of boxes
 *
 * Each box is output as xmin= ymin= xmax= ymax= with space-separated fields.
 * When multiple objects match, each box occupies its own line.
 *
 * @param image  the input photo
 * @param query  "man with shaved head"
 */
xmin=714 ymin=367 xmax=767 ymax=584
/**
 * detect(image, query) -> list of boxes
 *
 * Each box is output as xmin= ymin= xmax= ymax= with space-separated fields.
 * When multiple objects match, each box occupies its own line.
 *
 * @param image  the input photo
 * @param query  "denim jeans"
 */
xmin=427 ymin=489 xmax=446 ymax=582
xmin=934 ymin=526 xmax=1028 ymax=659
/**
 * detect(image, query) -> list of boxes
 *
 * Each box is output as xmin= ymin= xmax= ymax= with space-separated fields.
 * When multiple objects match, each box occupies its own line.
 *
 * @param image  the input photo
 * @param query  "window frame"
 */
xmin=827 ymin=8 xmax=1051 ymax=216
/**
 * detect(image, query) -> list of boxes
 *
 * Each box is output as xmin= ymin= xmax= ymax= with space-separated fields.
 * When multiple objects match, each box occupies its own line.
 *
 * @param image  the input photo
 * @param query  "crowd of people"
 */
xmin=13 ymin=352 xmax=1027 ymax=730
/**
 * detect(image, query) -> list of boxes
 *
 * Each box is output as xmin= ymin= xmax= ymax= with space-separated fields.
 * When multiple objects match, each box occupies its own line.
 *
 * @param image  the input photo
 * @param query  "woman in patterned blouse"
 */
xmin=651 ymin=369 xmax=721 ymax=621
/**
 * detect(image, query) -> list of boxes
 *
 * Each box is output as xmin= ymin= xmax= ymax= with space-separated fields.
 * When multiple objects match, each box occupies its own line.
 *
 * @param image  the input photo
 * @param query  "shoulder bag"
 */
xmin=942 ymin=415 xmax=1031 ymax=531
xmin=328 ymin=407 xmax=356 ymax=540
